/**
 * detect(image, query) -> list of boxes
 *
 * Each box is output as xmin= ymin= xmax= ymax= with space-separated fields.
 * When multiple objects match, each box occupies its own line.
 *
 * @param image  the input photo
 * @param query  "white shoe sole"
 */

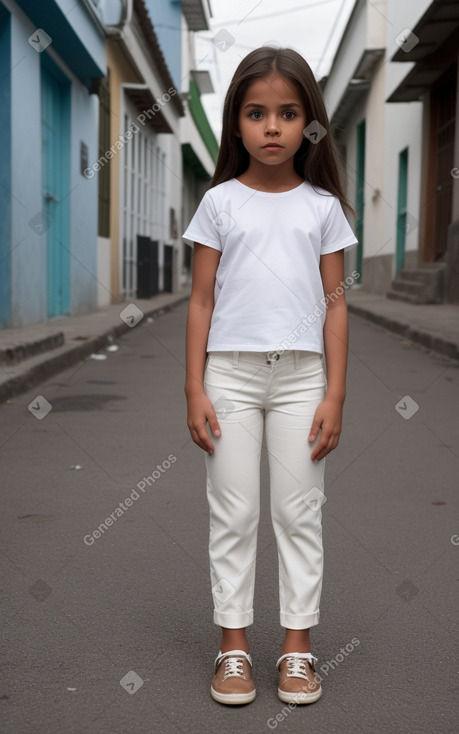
xmin=210 ymin=686 xmax=256 ymax=705
xmin=277 ymin=686 xmax=322 ymax=704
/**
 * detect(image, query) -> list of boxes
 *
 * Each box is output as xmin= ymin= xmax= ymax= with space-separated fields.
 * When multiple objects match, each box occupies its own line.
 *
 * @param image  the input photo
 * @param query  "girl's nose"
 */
xmin=265 ymin=116 xmax=280 ymax=134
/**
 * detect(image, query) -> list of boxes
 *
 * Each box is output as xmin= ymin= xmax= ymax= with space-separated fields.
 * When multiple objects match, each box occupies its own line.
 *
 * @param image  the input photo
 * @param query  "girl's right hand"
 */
xmin=186 ymin=392 xmax=221 ymax=455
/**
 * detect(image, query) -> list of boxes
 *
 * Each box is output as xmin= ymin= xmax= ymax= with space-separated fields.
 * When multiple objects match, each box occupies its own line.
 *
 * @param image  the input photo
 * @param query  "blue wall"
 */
xmin=145 ymin=0 xmax=182 ymax=92
xmin=10 ymin=11 xmax=47 ymax=325
xmin=0 ymin=6 xmax=11 ymax=328
xmin=1 ymin=0 xmax=106 ymax=327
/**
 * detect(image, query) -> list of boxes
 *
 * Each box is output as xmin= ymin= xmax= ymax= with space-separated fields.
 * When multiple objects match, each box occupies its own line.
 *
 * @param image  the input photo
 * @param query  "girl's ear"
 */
xmin=234 ymin=128 xmax=242 ymax=138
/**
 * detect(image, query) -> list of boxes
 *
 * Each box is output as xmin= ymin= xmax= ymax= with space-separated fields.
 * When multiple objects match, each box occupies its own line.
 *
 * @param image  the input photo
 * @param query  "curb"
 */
xmin=0 ymin=332 xmax=65 ymax=367
xmin=0 ymin=294 xmax=190 ymax=403
xmin=347 ymin=302 xmax=459 ymax=361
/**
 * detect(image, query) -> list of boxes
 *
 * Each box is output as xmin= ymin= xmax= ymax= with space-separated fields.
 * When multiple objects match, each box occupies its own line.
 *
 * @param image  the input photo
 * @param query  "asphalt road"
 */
xmin=1 ymin=302 xmax=458 ymax=734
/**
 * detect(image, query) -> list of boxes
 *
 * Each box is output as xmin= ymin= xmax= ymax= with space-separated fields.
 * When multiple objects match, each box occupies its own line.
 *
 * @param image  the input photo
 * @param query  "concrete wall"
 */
xmin=323 ymin=0 xmax=424 ymax=295
xmin=382 ymin=101 xmax=423 ymax=273
xmin=384 ymin=0 xmax=423 ymax=276
xmin=362 ymin=59 xmax=386 ymax=263
xmin=324 ymin=0 xmax=367 ymax=119
xmin=69 ymin=78 xmax=99 ymax=314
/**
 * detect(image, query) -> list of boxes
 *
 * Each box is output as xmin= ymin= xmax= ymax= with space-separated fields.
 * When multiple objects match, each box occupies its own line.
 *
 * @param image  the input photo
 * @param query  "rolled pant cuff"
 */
xmin=214 ymin=609 xmax=254 ymax=628
xmin=280 ymin=610 xmax=320 ymax=629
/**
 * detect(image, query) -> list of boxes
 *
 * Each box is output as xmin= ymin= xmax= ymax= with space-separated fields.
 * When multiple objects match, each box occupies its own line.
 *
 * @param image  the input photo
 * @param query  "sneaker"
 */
xmin=276 ymin=652 xmax=322 ymax=704
xmin=210 ymin=649 xmax=256 ymax=705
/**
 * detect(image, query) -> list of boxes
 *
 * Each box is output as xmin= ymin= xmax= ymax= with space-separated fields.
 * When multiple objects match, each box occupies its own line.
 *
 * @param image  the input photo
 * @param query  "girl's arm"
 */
xmin=185 ymin=243 xmax=222 ymax=455
xmin=309 ymin=249 xmax=348 ymax=461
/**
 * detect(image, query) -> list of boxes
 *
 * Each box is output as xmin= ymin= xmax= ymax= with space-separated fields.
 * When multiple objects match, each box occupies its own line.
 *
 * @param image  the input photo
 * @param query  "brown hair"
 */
xmin=211 ymin=46 xmax=354 ymax=216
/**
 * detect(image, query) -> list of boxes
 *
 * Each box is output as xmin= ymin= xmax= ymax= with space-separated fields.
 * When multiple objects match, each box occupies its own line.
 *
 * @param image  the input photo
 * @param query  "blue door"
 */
xmin=396 ymin=148 xmax=408 ymax=274
xmin=41 ymin=59 xmax=71 ymax=317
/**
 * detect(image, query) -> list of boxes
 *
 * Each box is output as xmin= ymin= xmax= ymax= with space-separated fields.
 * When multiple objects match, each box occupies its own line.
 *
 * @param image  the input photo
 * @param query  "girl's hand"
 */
xmin=187 ymin=391 xmax=221 ymax=455
xmin=308 ymin=397 xmax=344 ymax=461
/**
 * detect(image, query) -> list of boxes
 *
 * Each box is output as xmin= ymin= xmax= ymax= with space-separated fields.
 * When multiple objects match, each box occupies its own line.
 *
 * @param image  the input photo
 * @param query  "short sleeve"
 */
xmin=321 ymin=196 xmax=358 ymax=255
xmin=182 ymin=191 xmax=222 ymax=252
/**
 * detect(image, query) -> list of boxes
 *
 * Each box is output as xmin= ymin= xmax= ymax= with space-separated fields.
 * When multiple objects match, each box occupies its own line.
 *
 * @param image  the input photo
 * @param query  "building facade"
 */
xmin=0 ymin=0 xmax=217 ymax=326
xmin=0 ymin=0 xmax=106 ymax=328
xmin=90 ymin=0 xmax=216 ymax=305
xmin=387 ymin=0 xmax=459 ymax=303
xmin=89 ymin=0 xmax=185 ymax=305
xmin=322 ymin=0 xmax=459 ymax=303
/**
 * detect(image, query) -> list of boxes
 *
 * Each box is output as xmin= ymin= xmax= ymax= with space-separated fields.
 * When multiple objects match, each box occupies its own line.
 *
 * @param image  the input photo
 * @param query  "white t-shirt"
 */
xmin=182 ymin=178 xmax=358 ymax=356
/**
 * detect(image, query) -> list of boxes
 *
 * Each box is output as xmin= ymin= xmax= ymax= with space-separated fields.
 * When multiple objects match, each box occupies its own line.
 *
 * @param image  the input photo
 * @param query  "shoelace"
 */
xmin=222 ymin=656 xmax=246 ymax=681
xmin=285 ymin=655 xmax=314 ymax=681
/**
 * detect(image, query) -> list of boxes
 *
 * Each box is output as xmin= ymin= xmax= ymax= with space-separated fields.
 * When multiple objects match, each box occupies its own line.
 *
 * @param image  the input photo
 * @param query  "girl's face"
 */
xmin=236 ymin=73 xmax=307 ymax=169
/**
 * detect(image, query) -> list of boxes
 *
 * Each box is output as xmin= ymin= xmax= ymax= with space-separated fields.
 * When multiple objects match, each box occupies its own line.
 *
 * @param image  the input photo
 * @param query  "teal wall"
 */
xmin=0 ymin=6 xmax=11 ymax=327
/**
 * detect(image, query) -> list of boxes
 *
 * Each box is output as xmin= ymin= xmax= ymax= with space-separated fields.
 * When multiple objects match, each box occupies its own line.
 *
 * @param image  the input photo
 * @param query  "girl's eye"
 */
xmin=250 ymin=111 xmax=263 ymax=120
xmin=283 ymin=110 xmax=296 ymax=120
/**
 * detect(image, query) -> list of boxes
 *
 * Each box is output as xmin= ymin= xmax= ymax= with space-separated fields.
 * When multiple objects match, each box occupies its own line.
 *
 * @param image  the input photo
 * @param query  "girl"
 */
xmin=183 ymin=47 xmax=357 ymax=706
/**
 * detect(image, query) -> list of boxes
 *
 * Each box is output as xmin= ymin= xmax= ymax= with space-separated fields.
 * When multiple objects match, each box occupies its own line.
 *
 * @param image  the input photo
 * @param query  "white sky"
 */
xmin=193 ymin=0 xmax=357 ymax=140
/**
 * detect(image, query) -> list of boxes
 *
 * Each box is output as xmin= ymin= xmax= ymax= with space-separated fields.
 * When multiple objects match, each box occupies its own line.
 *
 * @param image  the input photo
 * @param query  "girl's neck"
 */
xmin=237 ymin=160 xmax=303 ymax=193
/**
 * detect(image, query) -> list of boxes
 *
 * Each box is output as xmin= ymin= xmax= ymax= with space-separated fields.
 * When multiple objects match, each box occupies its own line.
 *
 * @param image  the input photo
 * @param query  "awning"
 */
xmin=191 ymin=70 xmax=214 ymax=95
xmin=388 ymin=0 xmax=459 ymax=102
xmin=182 ymin=0 xmax=210 ymax=31
xmin=122 ymin=84 xmax=173 ymax=133
xmin=182 ymin=143 xmax=211 ymax=181
xmin=329 ymin=48 xmax=383 ymax=130
xmin=391 ymin=0 xmax=459 ymax=63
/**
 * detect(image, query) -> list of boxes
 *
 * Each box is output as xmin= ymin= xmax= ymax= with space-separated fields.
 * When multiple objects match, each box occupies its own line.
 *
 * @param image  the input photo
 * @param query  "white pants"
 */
xmin=203 ymin=350 xmax=327 ymax=630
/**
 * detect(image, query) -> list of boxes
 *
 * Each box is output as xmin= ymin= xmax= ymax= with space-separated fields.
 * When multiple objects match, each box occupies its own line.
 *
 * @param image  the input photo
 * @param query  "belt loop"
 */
xmin=294 ymin=350 xmax=300 ymax=369
xmin=232 ymin=351 xmax=239 ymax=367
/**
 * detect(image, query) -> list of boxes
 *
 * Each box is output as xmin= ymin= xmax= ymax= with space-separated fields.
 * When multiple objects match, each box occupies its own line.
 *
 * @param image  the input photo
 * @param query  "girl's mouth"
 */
xmin=263 ymin=143 xmax=283 ymax=149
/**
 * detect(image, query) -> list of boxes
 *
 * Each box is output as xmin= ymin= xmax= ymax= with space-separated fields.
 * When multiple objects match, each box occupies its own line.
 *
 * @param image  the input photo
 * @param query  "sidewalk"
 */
xmin=1 ymin=285 xmax=458 ymax=403
xmin=0 ymin=287 xmax=191 ymax=403
xmin=346 ymin=288 xmax=459 ymax=361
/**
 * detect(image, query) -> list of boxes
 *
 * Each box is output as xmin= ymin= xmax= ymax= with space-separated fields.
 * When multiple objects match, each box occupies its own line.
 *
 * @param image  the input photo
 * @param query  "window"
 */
xmin=121 ymin=102 xmax=166 ymax=298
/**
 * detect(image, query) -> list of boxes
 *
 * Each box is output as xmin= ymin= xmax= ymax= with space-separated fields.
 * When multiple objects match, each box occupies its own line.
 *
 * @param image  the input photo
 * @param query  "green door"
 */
xmin=355 ymin=120 xmax=365 ymax=283
xmin=396 ymin=148 xmax=408 ymax=274
xmin=41 ymin=60 xmax=71 ymax=317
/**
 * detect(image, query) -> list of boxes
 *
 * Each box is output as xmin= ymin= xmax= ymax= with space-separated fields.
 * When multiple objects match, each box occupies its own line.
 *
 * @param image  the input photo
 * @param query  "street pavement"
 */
xmin=1 ymin=301 xmax=458 ymax=734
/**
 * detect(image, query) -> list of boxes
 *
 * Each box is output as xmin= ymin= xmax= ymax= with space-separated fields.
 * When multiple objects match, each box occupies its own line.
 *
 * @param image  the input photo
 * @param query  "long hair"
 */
xmin=211 ymin=46 xmax=354 ymax=216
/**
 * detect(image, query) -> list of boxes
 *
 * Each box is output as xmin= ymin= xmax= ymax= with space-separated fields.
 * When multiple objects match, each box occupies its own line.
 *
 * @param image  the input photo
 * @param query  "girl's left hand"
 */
xmin=308 ymin=397 xmax=344 ymax=461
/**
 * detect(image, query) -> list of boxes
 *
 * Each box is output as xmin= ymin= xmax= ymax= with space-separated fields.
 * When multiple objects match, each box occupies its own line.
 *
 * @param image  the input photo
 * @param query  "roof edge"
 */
xmin=133 ymin=0 xmax=184 ymax=115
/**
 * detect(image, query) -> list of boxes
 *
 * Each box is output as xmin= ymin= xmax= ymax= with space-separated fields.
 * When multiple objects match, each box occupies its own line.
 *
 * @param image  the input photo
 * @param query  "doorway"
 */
xmin=41 ymin=56 xmax=71 ymax=317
